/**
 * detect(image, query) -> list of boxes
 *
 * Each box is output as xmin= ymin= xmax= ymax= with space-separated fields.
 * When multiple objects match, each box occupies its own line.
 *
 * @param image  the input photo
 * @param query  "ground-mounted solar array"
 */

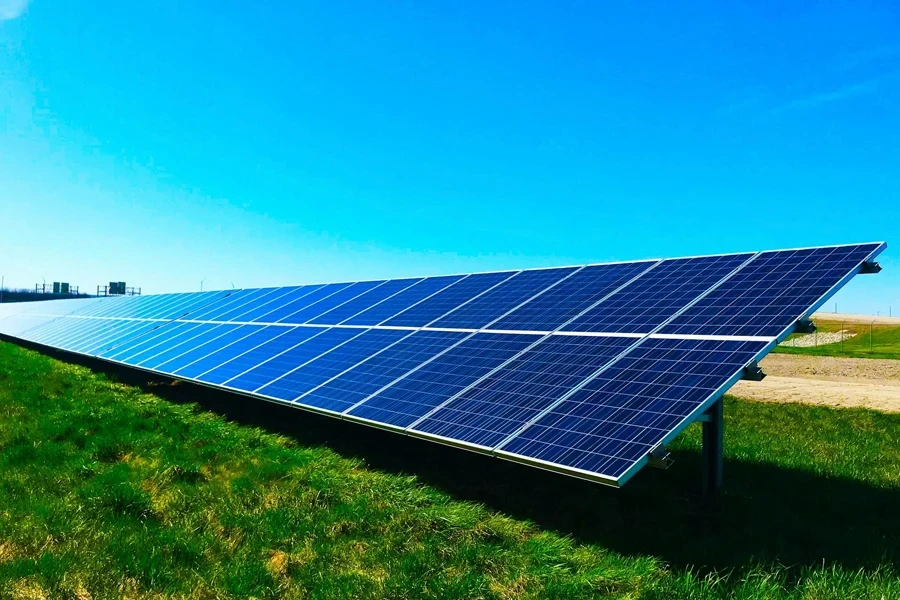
xmin=0 ymin=242 xmax=885 ymax=486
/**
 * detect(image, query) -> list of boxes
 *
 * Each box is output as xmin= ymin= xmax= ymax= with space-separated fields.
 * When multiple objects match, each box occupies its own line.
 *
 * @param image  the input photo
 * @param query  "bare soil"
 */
xmin=730 ymin=354 xmax=900 ymax=413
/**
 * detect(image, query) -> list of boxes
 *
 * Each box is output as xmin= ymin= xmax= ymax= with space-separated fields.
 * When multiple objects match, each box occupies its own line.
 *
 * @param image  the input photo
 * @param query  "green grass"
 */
xmin=774 ymin=319 xmax=900 ymax=360
xmin=0 ymin=341 xmax=899 ymax=599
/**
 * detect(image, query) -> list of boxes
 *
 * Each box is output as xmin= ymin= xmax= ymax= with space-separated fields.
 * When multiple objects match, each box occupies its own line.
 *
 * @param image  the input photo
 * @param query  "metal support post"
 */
xmin=701 ymin=397 xmax=724 ymax=499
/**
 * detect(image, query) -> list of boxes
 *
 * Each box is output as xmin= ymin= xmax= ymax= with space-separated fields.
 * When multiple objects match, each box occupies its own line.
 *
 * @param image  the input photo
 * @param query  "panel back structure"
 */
xmin=0 ymin=242 xmax=885 ymax=487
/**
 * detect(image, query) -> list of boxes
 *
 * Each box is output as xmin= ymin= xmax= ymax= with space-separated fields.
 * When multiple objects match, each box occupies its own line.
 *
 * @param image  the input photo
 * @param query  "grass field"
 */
xmin=774 ymin=319 xmax=900 ymax=360
xmin=1 ymin=341 xmax=899 ymax=599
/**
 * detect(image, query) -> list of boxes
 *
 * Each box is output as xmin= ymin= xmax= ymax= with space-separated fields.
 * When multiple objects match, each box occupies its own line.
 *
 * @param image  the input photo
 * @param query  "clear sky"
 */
xmin=0 ymin=1 xmax=897 ymax=314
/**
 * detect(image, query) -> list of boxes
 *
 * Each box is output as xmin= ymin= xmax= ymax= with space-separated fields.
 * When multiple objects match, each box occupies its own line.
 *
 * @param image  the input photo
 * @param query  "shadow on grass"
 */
xmin=21 ymin=342 xmax=900 ymax=576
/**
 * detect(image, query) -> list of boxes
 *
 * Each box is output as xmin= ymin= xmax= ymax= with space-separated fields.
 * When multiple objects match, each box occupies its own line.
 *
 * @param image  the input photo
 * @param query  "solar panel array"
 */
xmin=0 ymin=242 xmax=885 ymax=486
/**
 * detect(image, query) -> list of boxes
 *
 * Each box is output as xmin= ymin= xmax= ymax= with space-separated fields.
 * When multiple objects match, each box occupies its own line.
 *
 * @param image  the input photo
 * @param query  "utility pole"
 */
xmin=200 ymin=278 xmax=207 ymax=292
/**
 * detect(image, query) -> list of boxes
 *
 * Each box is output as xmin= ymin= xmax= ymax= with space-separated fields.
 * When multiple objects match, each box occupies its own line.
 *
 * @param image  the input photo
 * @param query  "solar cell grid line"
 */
xmin=345 ymin=333 xmax=539 ymax=430
xmin=174 ymin=325 xmax=290 ymax=380
xmin=221 ymin=285 xmax=323 ymax=322
xmin=340 ymin=274 xmax=466 ymax=326
xmin=661 ymin=243 xmax=884 ymax=338
xmin=73 ymin=321 xmax=165 ymax=356
xmin=2 ymin=315 xmax=69 ymax=338
xmin=222 ymin=326 xmax=363 ymax=392
xmin=474 ymin=251 xmax=761 ymax=458
xmin=42 ymin=318 xmax=115 ymax=350
xmin=489 ymin=260 xmax=661 ymax=332
xmin=49 ymin=316 xmax=145 ymax=349
xmin=147 ymin=291 xmax=217 ymax=320
xmin=428 ymin=267 xmax=580 ymax=330
xmin=149 ymin=324 xmax=261 ymax=372
xmin=60 ymin=296 xmax=131 ymax=318
xmin=294 ymin=330 xmax=469 ymax=414
xmin=254 ymin=328 xmax=412 ymax=402
xmin=333 ymin=269 xmax=596 ymax=425
xmin=495 ymin=338 xmax=769 ymax=483
xmin=23 ymin=314 xmax=105 ymax=347
xmin=58 ymin=295 xmax=137 ymax=319
xmin=249 ymin=282 xmax=356 ymax=323
xmin=560 ymin=253 xmax=754 ymax=333
xmin=381 ymin=271 xmax=519 ymax=328
xmin=409 ymin=335 xmax=636 ymax=449
xmin=399 ymin=260 xmax=660 ymax=440
xmin=108 ymin=294 xmax=182 ymax=319
xmin=275 ymin=279 xmax=389 ymax=324
xmin=15 ymin=303 xmax=115 ymax=341
xmin=183 ymin=287 xmax=284 ymax=322
xmin=308 ymin=277 xmax=424 ymax=325
xmin=12 ymin=315 xmax=78 ymax=344
xmin=336 ymin=263 xmax=640 ymax=435
xmin=195 ymin=326 xmax=328 ymax=385
xmin=131 ymin=323 xmax=225 ymax=368
xmin=155 ymin=290 xmax=235 ymax=320
xmin=99 ymin=321 xmax=203 ymax=361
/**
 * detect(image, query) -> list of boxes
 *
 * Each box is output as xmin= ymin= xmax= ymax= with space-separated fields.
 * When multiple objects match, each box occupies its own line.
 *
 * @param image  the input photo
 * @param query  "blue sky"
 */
xmin=0 ymin=1 xmax=897 ymax=314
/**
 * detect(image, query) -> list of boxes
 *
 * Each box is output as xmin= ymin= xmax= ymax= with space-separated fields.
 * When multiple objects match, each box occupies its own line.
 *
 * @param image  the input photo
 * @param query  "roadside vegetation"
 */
xmin=0 ymin=341 xmax=898 ymax=599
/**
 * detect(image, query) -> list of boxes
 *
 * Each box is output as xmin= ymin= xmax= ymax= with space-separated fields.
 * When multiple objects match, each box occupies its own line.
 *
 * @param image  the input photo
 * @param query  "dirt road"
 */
xmin=730 ymin=354 xmax=900 ymax=413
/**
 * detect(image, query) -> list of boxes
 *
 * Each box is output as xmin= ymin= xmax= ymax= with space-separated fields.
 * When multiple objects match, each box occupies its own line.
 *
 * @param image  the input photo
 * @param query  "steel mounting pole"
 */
xmin=701 ymin=397 xmax=724 ymax=500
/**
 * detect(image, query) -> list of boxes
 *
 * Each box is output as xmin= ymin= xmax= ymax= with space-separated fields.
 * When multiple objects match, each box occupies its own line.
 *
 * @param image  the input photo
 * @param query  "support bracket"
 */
xmin=742 ymin=361 xmax=766 ymax=381
xmin=860 ymin=261 xmax=882 ymax=274
xmin=648 ymin=446 xmax=673 ymax=469
xmin=795 ymin=318 xmax=816 ymax=334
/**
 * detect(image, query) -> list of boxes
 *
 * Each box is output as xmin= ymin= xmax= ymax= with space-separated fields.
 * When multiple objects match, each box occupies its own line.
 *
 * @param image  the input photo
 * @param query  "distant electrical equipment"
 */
xmin=36 ymin=282 xmax=79 ymax=295
xmin=98 ymin=282 xmax=141 ymax=296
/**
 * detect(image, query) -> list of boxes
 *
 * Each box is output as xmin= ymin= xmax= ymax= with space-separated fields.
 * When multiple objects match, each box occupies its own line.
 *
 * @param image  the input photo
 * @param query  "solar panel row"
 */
xmin=0 ymin=242 xmax=884 ymax=486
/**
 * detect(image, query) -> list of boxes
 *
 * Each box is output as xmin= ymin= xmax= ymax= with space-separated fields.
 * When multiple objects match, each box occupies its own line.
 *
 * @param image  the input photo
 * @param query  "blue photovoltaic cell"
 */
xmin=297 ymin=330 xmax=468 ymax=413
xmin=140 ymin=324 xmax=240 ymax=370
xmin=45 ymin=318 xmax=128 ymax=350
xmin=27 ymin=318 xmax=97 ymax=347
xmin=174 ymin=325 xmax=287 ymax=379
xmin=429 ymin=267 xmax=579 ymax=330
xmin=101 ymin=322 xmax=201 ymax=362
xmin=561 ymin=254 xmax=752 ymax=333
xmin=160 ymin=291 xmax=235 ymax=320
xmin=16 ymin=316 xmax=78 ymax=345
xmin=256 ymin=328 xmax=410 ymax=402
xmin=662 ymin=244 xmax=883 ymax=338
xmin=150 ymin=324 xmax=258 ymax=372
xmin=221 ymin=327 xmax=361 ymax=391
xmin=382 ymin=271 xmax=516 ymax=328
xmin=54 ymin=319 xmax=128 ymax=351
xmin=129 ymin=323 xmax=223 ymax=367
xmin=249 ymin=284 xmax=352 ymax=323
xmin=307 ymin=278 xmax=423 ymax=325
xmin=137 ymin=293 xmax=202 ymax=320
xmin=347 ymin=333 xmax=537 ymax=429
xmin=491 ymin=261 xmax=658 ymax=332
xmin=219 ymin=286 xmax=318 ymax=322
xmin=498 ymin=337 xmax=768 ymax=479
xmin=195 ymin=326 xmax=323 ymax=384
xmin=412 ymin=335 xmax=634 ymax=448
xmin=276 ymin=280 xmax=387 ymax=324
xmin=185 ymin=288 xmax=281 ymax=322
xmin=76 ymin=321 xmax=163 ymax=356
xmin=341 ymin=275 xmax=464 ymax=326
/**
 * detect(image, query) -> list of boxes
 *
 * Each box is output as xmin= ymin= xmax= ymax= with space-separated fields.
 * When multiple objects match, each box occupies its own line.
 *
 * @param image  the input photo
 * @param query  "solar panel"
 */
xmin=0 ymin=241 xmax=885 ymax=488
